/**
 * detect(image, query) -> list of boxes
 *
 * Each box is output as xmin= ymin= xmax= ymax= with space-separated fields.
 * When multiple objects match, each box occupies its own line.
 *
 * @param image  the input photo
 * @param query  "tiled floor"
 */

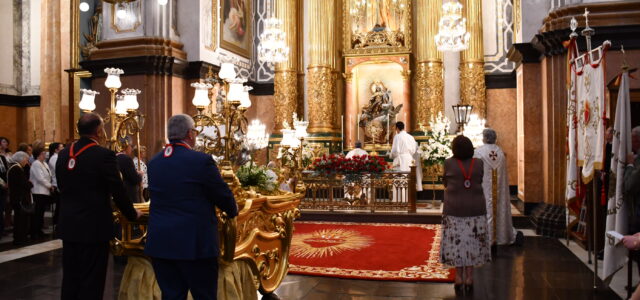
xmin=0 ymin=236 xmax=621 ymax=300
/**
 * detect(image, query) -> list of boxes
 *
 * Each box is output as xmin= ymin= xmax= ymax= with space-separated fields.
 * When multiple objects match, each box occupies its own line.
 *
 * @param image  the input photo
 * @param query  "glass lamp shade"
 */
xmin=281 ymin=129 xmax=296 ymax=147
xmin=218 ymin=63 xmax=236 ymax=81
xmin=191 ymin=82 xmax=213 ymax=107
xmin=227 ymin=82 xmax=245 ymax=102
xmin=79 ymin=89 xmax=99 ymax=112
xmin=239 ymin=86 xmax=253 ymax=108
xmin=121 ymin=88 xmax=141 ymax=111
xmin=104 ymin=68 xmax=124 ymax=89
xmin=294 ymin=121 xmax=308 ymax=139
xmin=115 ymin=95 xmax=127 ymax=115
xmin=452 ymin=104 xmax=472 ymax=126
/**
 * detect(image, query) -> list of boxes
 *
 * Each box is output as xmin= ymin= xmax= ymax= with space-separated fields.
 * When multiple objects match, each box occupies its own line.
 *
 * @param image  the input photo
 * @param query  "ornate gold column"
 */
xmin=307 ymin=0 xmax=337 ymax=133
xmin=460 ymin=0 xmax=486 ymax=118
xmin=273 ymin=0 xmax=298 ymax=131
xmin=414 ymin=0 xmax=444 ymax=131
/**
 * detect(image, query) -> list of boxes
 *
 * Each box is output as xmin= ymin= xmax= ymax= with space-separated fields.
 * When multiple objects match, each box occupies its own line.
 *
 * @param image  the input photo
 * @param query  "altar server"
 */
xmin=346 ymin=141 xmax=368 ymax=158
xmin=474 ymin=128 xmax=522 ymax=246
xmin=146 ymin=114 xmax=238 ymax=300
xmin=56 ymin=113 xmax=141 ymax=299
xmin=390 ymin=121 xmax=422 ymax=191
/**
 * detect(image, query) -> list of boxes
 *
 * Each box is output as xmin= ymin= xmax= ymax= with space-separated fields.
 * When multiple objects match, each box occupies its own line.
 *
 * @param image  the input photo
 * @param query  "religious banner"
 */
xmin=603 ymin=70 xmax=632 ymax=282
xmin=565 ymin=36 xmax=579 ymax=205
xmin=575 ymin=44 xmax=609 ymax=184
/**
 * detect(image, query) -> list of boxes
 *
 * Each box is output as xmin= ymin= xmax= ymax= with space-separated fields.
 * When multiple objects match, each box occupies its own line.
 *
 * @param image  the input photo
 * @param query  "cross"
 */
xmin=584 ymin=8 xmax=590 ymax=28
xmin=489 ymin=151 xmax=498 ymax=161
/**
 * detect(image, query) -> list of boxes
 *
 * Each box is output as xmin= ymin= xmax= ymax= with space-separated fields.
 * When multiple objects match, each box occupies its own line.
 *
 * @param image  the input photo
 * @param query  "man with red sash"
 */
xmin=145 ymin=114 xmax=238 ymax=299
xmin=56 ymin=113 xmax=141 ymax=299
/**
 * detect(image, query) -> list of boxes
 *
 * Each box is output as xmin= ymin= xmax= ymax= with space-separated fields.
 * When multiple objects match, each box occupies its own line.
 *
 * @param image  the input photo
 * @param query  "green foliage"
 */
xmin=236 ymin=162 xmax=277 ymax=192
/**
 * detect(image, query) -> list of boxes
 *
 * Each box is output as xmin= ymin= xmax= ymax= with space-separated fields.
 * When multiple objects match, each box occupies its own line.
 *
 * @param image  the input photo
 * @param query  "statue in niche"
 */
xmin=358 ymin=81 xmax=402 ymax=144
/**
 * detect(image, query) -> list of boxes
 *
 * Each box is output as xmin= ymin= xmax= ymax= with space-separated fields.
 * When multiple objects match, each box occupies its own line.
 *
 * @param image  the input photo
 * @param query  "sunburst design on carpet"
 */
xmin=291 ymin=228 xmax=373 ymax=259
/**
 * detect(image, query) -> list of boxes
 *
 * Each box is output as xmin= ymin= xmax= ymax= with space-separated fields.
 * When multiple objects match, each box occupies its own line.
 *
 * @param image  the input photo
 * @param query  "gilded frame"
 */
xmin=342 ymin=0 xmax=412 ymax=56
xmin=205 ymin=0 xmax=218 ymax=51
xmin=220 ymin=0 xmax=253 ymax=58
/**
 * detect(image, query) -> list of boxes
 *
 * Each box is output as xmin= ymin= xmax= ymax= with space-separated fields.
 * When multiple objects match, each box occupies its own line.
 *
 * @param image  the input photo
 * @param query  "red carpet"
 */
xmin=288 ymin=221 xmax=455 ymax=282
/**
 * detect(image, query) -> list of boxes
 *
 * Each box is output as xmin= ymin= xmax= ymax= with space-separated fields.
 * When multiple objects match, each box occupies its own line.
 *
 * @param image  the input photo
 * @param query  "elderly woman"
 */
xmin=8 ymin=151 xmax=33 ymax=245
xmin=441 ymin=135 xmax=491 ymax=295
xmin=31 ymin=147 xmax=53 ymax=238
xmin=133 ymin=146 xmax=149 ymax=202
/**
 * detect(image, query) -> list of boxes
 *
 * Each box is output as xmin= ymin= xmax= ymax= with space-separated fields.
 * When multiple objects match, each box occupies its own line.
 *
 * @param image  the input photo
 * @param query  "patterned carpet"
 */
xmin=288 ymin=221 xmax=455 ymax=282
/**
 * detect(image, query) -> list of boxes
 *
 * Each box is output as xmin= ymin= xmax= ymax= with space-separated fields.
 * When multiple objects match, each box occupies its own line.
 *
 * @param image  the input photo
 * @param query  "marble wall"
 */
xmin=486 ymin=88 xmax=518 ymax=187
xmin=0 ymin=1 xmax=15 ymax=90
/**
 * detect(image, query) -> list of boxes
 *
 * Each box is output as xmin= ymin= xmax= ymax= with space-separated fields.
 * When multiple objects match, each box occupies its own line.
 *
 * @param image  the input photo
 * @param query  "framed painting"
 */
xmin=220 ymin=0 xmax=252 ymax=58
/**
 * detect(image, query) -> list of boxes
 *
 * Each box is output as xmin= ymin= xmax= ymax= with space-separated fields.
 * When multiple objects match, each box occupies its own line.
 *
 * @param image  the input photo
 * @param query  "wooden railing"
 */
xmin=301 ymin=165 xmax=417 ymax=213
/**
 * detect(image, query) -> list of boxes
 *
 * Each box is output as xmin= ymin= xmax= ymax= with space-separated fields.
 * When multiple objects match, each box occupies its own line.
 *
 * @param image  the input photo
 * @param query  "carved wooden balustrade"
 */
xmin=300 ymin=166 xmax=417 ymax=213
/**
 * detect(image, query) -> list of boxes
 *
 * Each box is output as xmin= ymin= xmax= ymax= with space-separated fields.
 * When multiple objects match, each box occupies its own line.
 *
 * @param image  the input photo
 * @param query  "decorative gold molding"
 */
xmin=205 ymin=0 xmax=218 ymax=51
xmin=70 ymin=0 xmax=80 ymax=69
xmin=274 ymin=70 xmax=298 ymax=131
xmin=460 ymin=62 xmax=486 ymax=119
xmin=416 ymin=0 xmax=442 ymax=62
xmin=342 ymin=0 xmax=412 ymax=56
xmin=110 ymin=1 xmax=142 ymax=33
xmin=307 ymin=66 xmax=337 ymax=133
xmin=414 ymin=61 xmax=444 ymax=129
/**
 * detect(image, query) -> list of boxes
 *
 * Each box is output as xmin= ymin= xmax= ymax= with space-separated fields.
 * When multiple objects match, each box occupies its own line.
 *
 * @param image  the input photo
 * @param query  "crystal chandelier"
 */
xmin=434 ymin=0 xmax=470 ymax=52
xmin=257 ymin=0 xmax=289 ymax=64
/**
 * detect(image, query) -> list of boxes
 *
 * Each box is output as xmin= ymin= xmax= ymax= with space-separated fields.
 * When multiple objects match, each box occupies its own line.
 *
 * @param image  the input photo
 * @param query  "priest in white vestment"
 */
xmin=390 ymin=122 xmax=423 ymax=194
xmin=474 ymin=129 xmax=520 ymax=245
xmin=346 ymin=141 xmax=368 ymax=158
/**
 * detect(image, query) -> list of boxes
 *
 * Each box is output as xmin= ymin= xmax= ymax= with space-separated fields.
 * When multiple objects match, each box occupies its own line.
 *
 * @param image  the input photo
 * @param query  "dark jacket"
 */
xmin=7 ymin=163 xmax=32 ymax=211
xmin=442 ymin=157 xmax=486 ymax=217
xmin=56 ymin=137 xmax=138 ymax=243
xmin=116 ymin=153 xmax=142 ymax=203
xmin=145 ymin=141 xmax=238 ymax=260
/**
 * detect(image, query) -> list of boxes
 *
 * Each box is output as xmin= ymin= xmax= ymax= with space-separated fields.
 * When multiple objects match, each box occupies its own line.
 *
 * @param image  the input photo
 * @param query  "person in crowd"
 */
xmin=30 ymin=146 xmax=53 ymax=239
xmin=56 ymin=113 xmax=141 ymax=299
xmin=441 ymin=135 xmax=491 ymax=295
xmin=346 ymin=141 xmax=368 ymax=158
xmin=474 ymin=128 xmax=523 ymax=247
xmin=146 ymin=114 xmax=238 ymax=299
xmin=0 ymin=137 xmax=9 ymax=236
xmin=48 ymin=142 xmax=63 ymax=226
xmin=133 ymin=146 xmax=148 ymax=202
xmin=7 ymin=151 xmax=33 ymax=246
xmin=17 ymin=143 xmax=33 ymax=175
xmin=627 ymin=127 xmax=640 ymax=233
xmin=390 ymin=121 xmax=422 ymax=192
xmin=116 ymin=140 xmax=143 ymax=203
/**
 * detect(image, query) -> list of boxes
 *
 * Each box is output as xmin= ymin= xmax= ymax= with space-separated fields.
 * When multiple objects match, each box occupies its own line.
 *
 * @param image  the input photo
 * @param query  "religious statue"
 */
xmin=358 ymin=81 xmax=402 ymax=144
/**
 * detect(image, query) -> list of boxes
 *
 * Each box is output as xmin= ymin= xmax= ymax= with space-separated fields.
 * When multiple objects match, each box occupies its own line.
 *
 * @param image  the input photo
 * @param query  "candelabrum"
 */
xmin=278 ymin=113 xmax=308 ymax=193
xmin=79 ymin=68 xmax=145 ymax=154
xmin=190 ymin=62 xmax=253 ymax=182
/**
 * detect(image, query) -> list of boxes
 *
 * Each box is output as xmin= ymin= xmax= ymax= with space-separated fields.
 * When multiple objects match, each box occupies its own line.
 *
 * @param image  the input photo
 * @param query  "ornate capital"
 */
xmin=307 ymin=66 xmax=337 ymax=133
xmin=274 ymin=70 xmax=298 ymax=131
xmin=459 ymin=62 xmax=486 ymax=119
xmin=414 ymin=62 xmax=444 ymax=129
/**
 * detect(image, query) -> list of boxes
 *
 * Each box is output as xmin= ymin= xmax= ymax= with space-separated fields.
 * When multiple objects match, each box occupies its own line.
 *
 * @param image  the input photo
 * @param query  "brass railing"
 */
xmin=300 ymin=166 xmax=417 ymax=213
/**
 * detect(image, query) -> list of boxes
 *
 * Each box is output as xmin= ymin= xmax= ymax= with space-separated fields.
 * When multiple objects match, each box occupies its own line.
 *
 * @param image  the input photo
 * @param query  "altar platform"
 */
xmin=298 ymin=201 xmax=530 ymax=228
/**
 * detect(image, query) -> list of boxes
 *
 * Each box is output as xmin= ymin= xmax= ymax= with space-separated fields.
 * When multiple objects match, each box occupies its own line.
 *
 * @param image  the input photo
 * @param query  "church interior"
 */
xmin=1 ymin=0 xmax=640 ymax=299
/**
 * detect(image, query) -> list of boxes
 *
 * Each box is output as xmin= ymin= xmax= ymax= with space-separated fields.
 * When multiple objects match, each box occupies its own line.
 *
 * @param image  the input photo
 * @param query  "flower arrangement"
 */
xmin=462 ymin=113 xmax=486 ymax=148
xmin=236 ymin=162 xmax=277 ymax=192
xmin=310 ymin=154 xmax=390 ymax=180
xmin=419 ymin=112 xmax=453 ymax=167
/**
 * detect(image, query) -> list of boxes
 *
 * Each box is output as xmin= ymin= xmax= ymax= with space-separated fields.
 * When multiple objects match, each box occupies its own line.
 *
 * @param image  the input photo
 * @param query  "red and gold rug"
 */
xmin=288 ymin=221 xmax=454 ymax=282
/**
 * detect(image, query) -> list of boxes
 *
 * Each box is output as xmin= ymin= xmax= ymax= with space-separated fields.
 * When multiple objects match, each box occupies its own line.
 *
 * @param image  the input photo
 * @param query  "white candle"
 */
xmin=341 ymin=115 xmax=344 ymax=152
xmin=356 ymin=114 xmax=360 ymax=141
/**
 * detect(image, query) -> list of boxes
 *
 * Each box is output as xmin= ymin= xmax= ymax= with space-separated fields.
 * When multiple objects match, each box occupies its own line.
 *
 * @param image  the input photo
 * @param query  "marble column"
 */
xmin=273 ymin=0 xmax=298 ymax=131
xmin=414 ymin=0 xmax=444 ymax=131
xmin=306 ymin=0 xmax=337 ymax=133
xmin=460 ymin=0 xmax=487 ymax=119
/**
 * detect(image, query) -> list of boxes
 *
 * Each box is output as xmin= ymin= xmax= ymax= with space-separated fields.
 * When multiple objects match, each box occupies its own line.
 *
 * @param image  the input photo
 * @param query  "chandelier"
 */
xmin=257 ymin=0 xmax=289 ymax=65
xmin=434 ymin=0 xmax=470 ymax=52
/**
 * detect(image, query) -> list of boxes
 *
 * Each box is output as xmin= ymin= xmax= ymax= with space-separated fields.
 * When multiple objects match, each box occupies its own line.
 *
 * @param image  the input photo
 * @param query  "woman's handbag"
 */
xmin=19 ymin=195 xmax=35 ymax=215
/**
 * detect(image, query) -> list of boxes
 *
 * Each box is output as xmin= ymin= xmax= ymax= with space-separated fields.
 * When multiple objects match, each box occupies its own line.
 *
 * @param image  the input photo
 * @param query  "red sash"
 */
xmin=163 ymin=143 xmax=191 ymax=158
xmin=67 ymin=142 xmax=98 ymax=170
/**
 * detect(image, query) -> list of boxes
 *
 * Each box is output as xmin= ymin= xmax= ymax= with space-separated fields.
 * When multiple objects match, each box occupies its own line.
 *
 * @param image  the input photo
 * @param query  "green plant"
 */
xmin=236 ymin=162 xmax=277 ymax=192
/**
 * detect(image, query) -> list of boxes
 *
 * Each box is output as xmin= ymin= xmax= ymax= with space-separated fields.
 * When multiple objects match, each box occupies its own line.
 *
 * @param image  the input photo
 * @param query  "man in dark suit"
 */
xmin=56 ymin=113 xmax=141 ymax=300
xmin=116 ymin=141 xmax=143 ymax=203
xmin=145 ymin=114 xmax=238 ymax=300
